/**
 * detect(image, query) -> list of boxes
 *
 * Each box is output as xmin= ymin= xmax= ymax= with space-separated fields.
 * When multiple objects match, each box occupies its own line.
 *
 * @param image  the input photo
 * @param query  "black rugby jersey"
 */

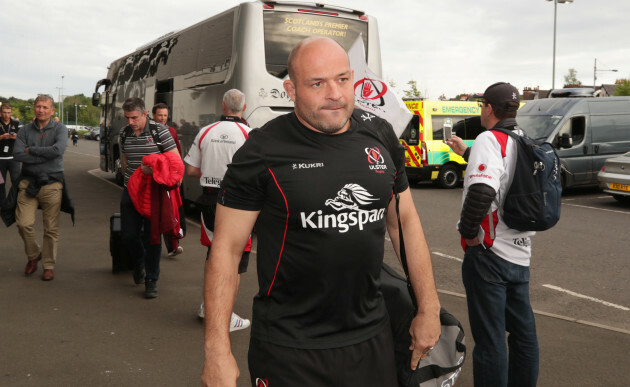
xmin=220 ymin=109 xmax=408 ymax=349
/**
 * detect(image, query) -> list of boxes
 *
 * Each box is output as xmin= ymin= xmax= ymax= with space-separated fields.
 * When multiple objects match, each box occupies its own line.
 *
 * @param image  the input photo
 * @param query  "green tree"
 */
xmin=61 ymin=94 xmax=99 ymax=126
xmin=563 ymin=68 xmax=582 ymax=87
xmin=1 ymin=94 xmax=100 ymax=126
xmin=8 ymin=97 xmax=36 ymax=123
xmin=613 ymin=79 xmax=630 ymax=96
xmin=403 ymin=80 xmax=422 ymax=99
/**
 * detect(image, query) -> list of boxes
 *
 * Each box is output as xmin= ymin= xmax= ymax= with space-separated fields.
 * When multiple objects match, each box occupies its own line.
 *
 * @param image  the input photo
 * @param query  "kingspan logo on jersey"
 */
xmin=300 ymin=184 xmax=385 ymax=233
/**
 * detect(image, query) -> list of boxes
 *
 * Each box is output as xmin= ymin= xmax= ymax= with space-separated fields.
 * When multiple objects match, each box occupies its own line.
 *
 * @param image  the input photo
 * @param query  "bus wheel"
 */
xmin=438 ymin=165 xmax=459 ymax=189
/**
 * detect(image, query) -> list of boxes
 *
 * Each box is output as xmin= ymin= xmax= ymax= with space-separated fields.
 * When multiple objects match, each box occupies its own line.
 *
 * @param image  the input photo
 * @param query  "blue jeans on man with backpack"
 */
xmin=462 ymin=245 xmax=539 ymax=387
xmin=120 ymin=189 xmax=161 ymax=297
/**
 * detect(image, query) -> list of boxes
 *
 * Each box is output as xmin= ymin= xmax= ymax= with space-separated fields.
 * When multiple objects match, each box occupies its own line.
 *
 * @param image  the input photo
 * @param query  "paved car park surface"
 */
xmin=1 ymin=140 xmax=629 ymax=386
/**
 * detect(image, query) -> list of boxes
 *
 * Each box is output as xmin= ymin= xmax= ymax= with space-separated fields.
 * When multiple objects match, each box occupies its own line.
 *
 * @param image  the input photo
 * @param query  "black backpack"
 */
xmin=492 ymin=128 xmax=562 ymax=231
xmin=120 ymin=120 xmax=165 ymax=153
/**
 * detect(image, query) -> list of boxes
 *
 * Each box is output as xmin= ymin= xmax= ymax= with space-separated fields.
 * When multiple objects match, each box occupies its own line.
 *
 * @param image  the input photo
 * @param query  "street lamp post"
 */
xmin=54 ymin=87 xmax=62 ymax=118
xmin=61 ymin=76 xmax=64 ymax=124
xmin=593 ymin=58 xmax=618 ymax=90
xmin=74 ymin=104 xmax=87 ymax=128
xmin=546 ymin=0 xmax=573 ymax=90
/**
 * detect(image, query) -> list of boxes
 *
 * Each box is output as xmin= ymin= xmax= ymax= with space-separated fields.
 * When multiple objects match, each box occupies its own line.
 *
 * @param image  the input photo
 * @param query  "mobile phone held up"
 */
xmin=443 ymin=118 xmax=453 ymax=140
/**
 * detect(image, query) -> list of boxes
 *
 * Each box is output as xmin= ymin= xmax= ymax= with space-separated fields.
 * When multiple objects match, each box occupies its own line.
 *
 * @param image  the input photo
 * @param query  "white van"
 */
xmin=517 ymin=97 xmax=630 ymax=188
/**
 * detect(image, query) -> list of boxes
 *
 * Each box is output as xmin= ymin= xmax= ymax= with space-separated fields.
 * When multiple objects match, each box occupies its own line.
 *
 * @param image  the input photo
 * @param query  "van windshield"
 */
xmin=263 ymin=11 xmax=368 ymax=78
xmin=516 ymin=115 xmax=563 ymax=140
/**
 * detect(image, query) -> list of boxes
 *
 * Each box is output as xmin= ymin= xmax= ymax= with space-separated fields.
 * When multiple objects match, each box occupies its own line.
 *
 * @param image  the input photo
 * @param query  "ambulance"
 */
xmin=400 ymin=100 xmax=483 ymax=188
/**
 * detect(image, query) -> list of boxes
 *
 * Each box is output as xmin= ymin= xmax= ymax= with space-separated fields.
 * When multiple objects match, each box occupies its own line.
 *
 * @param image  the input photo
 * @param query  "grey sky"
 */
xmin=1 ymin=0 xmax=628 ymax=101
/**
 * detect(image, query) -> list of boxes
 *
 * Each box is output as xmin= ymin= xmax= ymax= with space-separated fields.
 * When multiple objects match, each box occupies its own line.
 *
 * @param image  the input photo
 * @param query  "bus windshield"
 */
xmin=263 ymin=11 xmax=368 ymax=78
xmin=516 ymin=115 xmax=563 ymax=140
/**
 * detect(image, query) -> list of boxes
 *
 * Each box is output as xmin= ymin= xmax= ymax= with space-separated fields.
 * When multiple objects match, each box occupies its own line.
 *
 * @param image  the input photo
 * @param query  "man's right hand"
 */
xmin=444 ymin=135 xmax=468 ymax=157
xmin=201 ymin=353 xmax=239 ymax=387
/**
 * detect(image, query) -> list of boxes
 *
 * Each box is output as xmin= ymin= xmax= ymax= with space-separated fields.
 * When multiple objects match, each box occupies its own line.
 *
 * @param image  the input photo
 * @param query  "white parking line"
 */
xmin=67 ymin=149 xmax=100 ymax=158
xmin=543 ymin=284 xmax=629 ymax=311
xmin=564 ymin=203 xmax=630 ymax=215
xmin=432 ymin=251 xmax=463 ymax=263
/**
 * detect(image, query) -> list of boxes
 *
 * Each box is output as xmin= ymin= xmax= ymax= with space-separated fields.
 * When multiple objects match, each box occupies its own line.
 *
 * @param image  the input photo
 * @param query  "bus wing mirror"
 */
xmin=559 ymin=133 xmax=573 ymax=148
xmin=92 ymin=92 xmax=101 ymax=107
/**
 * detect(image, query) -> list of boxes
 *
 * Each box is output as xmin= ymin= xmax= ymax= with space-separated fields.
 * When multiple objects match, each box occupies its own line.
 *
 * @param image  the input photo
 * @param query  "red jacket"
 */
xmin=127 ymin=152 xmax=184 ymax=244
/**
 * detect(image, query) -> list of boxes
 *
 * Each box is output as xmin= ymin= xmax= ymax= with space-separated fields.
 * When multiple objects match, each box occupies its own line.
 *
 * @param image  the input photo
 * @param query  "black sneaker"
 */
xmin=133 ymin=265 xmax=145 ymax=285
xmin=144 ymin=280 xmax=158 ymax=299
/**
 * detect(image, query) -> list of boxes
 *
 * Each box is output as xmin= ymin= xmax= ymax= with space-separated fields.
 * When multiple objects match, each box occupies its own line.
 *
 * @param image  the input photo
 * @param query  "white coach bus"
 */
xmin=92 ymin=0 xmax=382 ymax=201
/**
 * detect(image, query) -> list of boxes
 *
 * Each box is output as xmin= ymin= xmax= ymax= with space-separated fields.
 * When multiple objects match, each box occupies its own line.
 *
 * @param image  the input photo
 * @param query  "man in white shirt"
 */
xmin=457 ymin=82 xmax=539 ymax=387
xmin=184 ymin=89 xmax=251 ymax=331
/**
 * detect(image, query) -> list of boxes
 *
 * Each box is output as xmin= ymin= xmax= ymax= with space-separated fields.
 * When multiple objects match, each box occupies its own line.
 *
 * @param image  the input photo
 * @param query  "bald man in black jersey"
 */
xmin=201 ymin=37 xmax=441 ymax=387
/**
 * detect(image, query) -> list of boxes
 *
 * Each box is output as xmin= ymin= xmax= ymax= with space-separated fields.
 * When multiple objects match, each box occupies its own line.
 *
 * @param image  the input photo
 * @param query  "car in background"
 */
xmin=597 ymin=151 xmax=630 ymax=204
xmin=83 ymin=127 xmax=100 ymax=141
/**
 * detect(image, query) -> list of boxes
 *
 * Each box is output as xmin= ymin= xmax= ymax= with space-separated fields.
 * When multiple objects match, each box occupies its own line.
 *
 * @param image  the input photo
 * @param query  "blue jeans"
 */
xmin=120 ymin=189 xmax=161 ymax=281
xmin=462 ymin=245 xmax=539 ymax=387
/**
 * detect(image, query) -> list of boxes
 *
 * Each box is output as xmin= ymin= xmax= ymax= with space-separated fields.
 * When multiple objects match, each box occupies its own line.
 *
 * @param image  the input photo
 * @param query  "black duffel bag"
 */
xmin=381 ymin=263 xmax=466 ymax=387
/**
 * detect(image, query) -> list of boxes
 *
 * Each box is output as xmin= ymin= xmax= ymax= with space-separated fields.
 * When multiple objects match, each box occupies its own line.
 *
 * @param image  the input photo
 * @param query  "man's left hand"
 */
xmin=409 ymin=310 xmax=441 ymax=370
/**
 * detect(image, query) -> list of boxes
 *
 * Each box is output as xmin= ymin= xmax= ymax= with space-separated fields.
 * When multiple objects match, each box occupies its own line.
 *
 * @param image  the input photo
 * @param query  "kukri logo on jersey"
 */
xmin=300 ymin=184 xmax=385 ymax=233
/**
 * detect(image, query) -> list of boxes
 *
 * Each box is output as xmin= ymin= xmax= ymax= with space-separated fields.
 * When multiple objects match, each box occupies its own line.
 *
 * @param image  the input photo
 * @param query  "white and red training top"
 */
xmin=184 ymin=117 xmax=251 ymax=188
xmin=460 ymin=128 xmax=535 ymax=266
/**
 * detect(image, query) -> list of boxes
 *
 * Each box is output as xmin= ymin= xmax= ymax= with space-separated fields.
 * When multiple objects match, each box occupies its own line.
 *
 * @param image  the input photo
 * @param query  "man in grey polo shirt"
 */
xmin=119 ymin=97 xmax=178 ymax=298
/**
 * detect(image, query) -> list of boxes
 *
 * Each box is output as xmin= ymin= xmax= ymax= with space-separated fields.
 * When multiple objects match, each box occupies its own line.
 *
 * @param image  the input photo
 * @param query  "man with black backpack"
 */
xmin=455 ymin=82 xmax=539 ymax=387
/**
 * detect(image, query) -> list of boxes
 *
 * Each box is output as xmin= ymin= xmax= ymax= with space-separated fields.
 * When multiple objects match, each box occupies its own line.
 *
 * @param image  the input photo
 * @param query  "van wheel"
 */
xmin=438 ymin=165 xmax=459 ymax=189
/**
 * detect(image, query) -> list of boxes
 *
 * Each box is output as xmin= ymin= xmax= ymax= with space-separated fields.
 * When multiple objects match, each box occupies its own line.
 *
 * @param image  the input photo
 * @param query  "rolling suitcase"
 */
xmin=110 ymin=213 xmax=133 ymax=273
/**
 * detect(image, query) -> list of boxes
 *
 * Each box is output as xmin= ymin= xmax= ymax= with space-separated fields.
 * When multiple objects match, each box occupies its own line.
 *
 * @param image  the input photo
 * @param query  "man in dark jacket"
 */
xmin=12 ymin=95 xmax=68 ymax=281
xmin=0 ymin=102 xmax=21 ymax=207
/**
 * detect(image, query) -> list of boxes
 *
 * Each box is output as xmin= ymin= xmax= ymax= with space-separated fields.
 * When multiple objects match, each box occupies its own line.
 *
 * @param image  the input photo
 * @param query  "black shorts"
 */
xmin=248 ymin=327 xmax=397 ymax=387
xmin=198 ymin=188 xmax=249 ymax=274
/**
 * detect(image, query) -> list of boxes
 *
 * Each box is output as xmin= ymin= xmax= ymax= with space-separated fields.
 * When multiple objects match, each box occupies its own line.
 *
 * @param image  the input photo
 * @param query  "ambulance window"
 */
xmin=453 ymin=116 xmax=483 ymax=140
xmin=432 ymin=116 xmax=450 ymax=140
xmin=401 ymin=115 xmax=420 ymax=144
xmin=433 ymin=115 xmax=477 ymax=140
